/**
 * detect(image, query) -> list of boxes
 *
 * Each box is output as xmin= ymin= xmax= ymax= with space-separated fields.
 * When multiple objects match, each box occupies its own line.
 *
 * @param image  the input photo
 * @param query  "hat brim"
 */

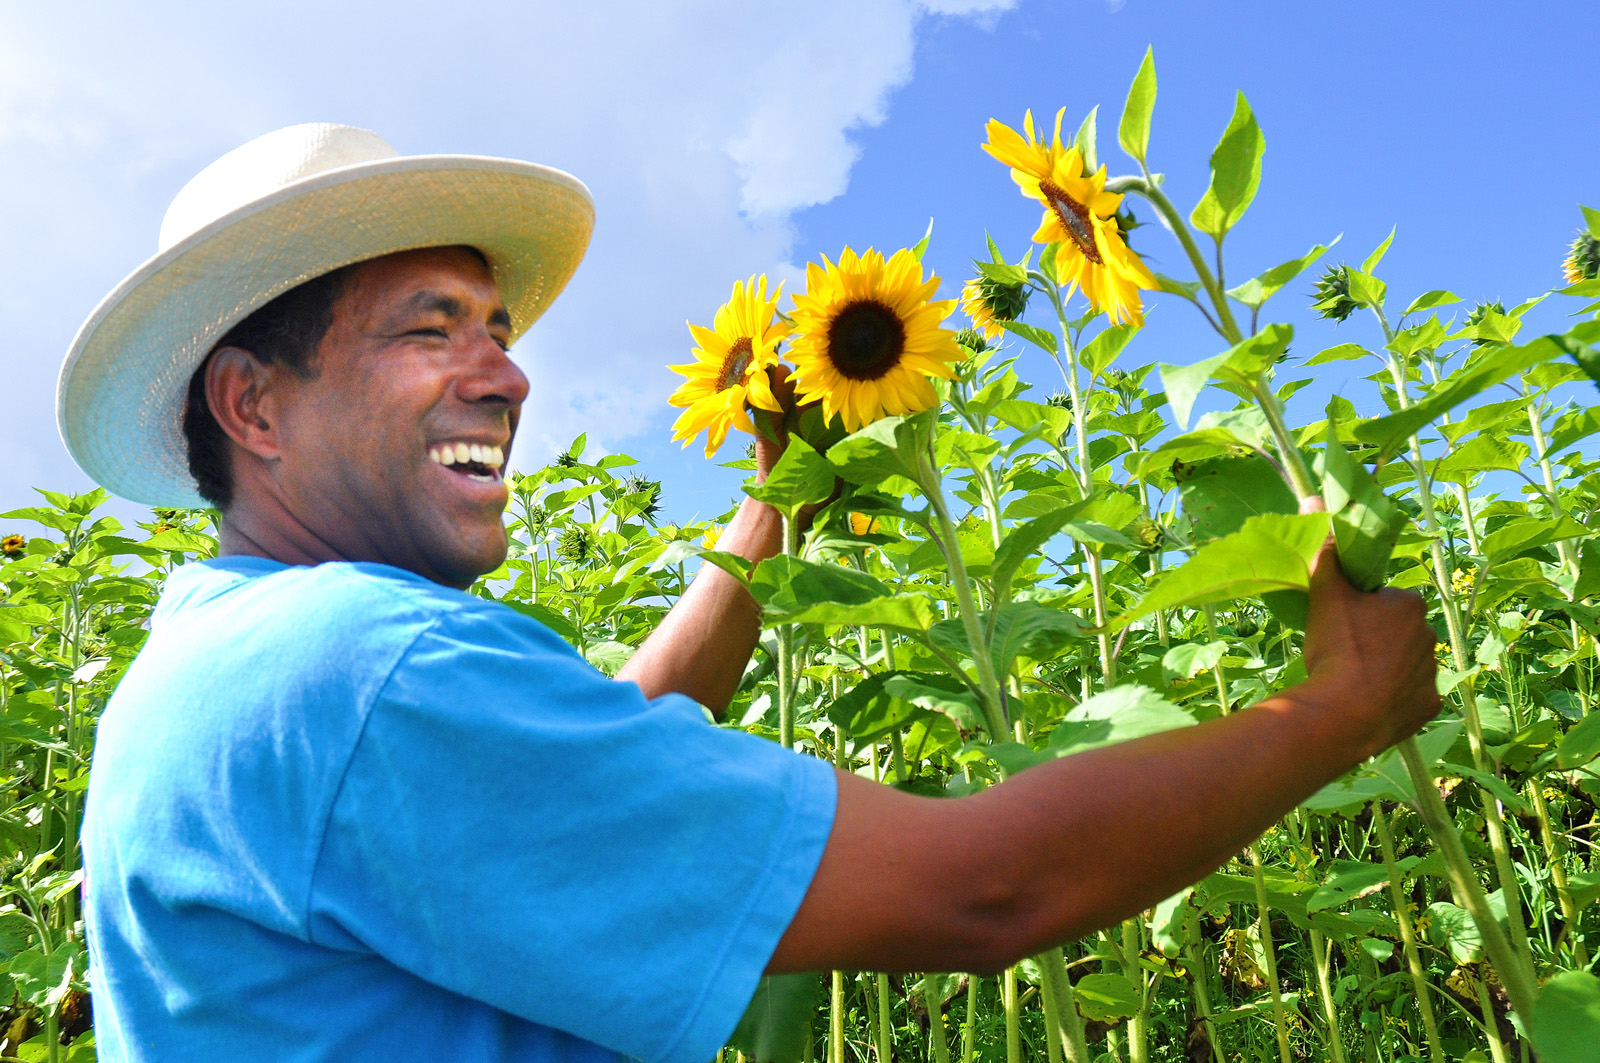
xmin=57 ymin=153 xmax=595 ymax=508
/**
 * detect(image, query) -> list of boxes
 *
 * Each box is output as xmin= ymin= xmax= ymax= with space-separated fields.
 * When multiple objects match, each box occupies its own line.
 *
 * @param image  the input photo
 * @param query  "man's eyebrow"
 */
xmin=392 ymin=291 xmax=512 ymax=331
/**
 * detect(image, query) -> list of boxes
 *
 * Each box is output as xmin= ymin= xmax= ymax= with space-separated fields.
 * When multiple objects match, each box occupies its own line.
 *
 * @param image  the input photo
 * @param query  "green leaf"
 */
xmin=1433 ymin=435 xmax=1531 ymax=485
xmin=827 ymin=672 xmax=928 ymax=742
xmin=1150 ymin=887 xmax=1197 ymax=958
xmin=1386 ymin=316 xmax=1448 ymax=359
xmin=1481 ymin=515 xmax=1590 ymax=566
xmin=1305 ymin=342 xmax=1371 ymax=366
xmin=1301 ymin=720 xmax=1462 ymax=812
xmin=1117 ymin=46 xmax=1157 ymax=163
xmin=882 ymin=673 xmax=983 ymax=731
xmin=1361 ymin=227 xmax=1395 ymax=274
xmin=991 ymin=501 xmax=1093 ymax=595
xmin=992 ymin=398 xmax=1072 ymax=442
xmin=1116 ymin=513 xmax=1329 ymax=627
xmin=1073 ymin=105 xmax=1099 ymax=175
xmin=1585 ymin=204 xmax=1600 ymax=240
xmin=825 ymin=414 xmax=931 ymax=487
xmin=909 ymin=218 xmax=936 ymax=262
xmin=1342 ymin=267 xmax=1386 ymax=308
xmin=1306 ymin=861 xmax=1391 ymax=913
xmin=1404 ymin=289 xmax=1460 ymax=315
xmin=743 ymin=437 xmax=836 ymax=520
xmin=749 ymin=555 xmax=934 ymax=633
xmin=1531 ymin=971 xmax=1600 ymax=1063
xmin=1189 ymin=92 xmax=1264 ymax=239
xmin=1175 ymin=453 xmax=1299 ymax=543
xmin=1225 ymin=240 xmax=1337 ymax=310
xmin=1323 ymin=413 xmax=1409 ymax=592
xmin=1549 ymin=407 xmax=1600 ymax=455
xmin=990 ymin=603 xmax=1083 ymax=674
xmin=1558 ymin=712 xmax=1600 ymax=769
xmin=1081 ymin=324 xmax=1138 ymax=381
xmin=9 ymin=942 xmax=79 ymax=1009
xmin=1048 ymin=684 xmax=1196 ymax=756
xmin=1158 ymin=352 xmax=1230 ymax=430
xmin=1161 ymin=641 xmax=1227 ymax=680
xmin=999 ymin=318 xmax=1060 ymax=355
xmin=1074 ymin=972 xmax=1142 ymax=1022
xmin=727 ymin=973 xmax=821 ymax=1063
xmin=1352 ymin=336 xmax=1563 ymax=460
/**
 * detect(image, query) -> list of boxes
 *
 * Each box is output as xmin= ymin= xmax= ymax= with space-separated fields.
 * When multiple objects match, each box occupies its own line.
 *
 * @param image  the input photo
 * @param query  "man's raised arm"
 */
xmin=768 ymin=541 xmax=1440 ymax=975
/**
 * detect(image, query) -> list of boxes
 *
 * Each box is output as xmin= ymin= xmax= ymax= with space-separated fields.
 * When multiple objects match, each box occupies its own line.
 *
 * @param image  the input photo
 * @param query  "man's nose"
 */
xmin=457 ymin=332 xmax=530 ymax=407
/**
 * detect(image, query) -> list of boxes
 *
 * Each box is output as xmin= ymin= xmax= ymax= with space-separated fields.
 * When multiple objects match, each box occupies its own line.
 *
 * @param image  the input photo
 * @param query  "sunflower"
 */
xmin=787 ymin=247 xmax=962 ymax=432
xmin=668 ymin=275 xmax=788 ymax=457
xmin=983 ymin=109 xmax=1157 ymax=325
xmin=960 ymin=274 xmax=1029 ymax=340
xmin=1565 ymin=231 xmax=1600 ymax=285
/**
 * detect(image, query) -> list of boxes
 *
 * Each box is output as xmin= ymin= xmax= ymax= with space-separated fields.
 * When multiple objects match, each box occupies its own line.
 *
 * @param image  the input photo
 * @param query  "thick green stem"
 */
xmin=1530 ymin=780 xmax=1589 ymax=967
xmin=1120 ymin=919 xmax=1149 ymax=1063
xmin=876 ymin=973 xmax=894 ymax=1063
xmin=1130 ymin=176 xmax=1244 ymax=344
xmin=1003 ymin=966 xmax=1020 ymax=1063
xmin=1185 ymin=930 xmax=1226 ymax=1063
xmin=830 ymin=971 xmax=845 ymax=1063
xmin=1251 ymin=376 xmax=1317 ymax=501
xmin=1038 ymin=947 xmax=1091 ymax=1063
xmin=1309 ymin=929 xmax=1347 ymax=1063
xmin=962 ymin=976 xmax=979 ymax=1063
xmin=1373 ymin=807 xmax=1444 ymax=1063
xmin=1396 ymin=739 xmax=1539 ymax=1019
xmin=1037 ymin=964 xmax=1064 ymax=1063
xmin=777 ymin=516 xmax=799 ymax=749
xmin=922 ymin=975 xmax=951 ymax=1063
xmin=919 ymin=451 xmax=1008 ymax=739
xmin=1248 ymin=848 xmax=1293 ymax=1063
xmin=1475 ymin=975 xmax=1511 ymax=1063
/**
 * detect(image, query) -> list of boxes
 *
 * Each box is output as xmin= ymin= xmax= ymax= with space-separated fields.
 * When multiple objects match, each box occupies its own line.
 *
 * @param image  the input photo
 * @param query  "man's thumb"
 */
xmin=1308 ymin=538 xmax=1354 ymax=597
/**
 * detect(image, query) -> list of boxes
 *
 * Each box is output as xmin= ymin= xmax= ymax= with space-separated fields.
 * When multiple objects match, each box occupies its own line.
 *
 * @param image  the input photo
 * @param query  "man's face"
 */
xmin=265 ymin=246 xmax=526 ymax=587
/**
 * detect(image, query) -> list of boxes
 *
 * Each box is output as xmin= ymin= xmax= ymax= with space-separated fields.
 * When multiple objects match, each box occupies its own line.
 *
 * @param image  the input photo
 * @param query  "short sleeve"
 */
xmin=306 ymin=604 xmax=838 ymax=1063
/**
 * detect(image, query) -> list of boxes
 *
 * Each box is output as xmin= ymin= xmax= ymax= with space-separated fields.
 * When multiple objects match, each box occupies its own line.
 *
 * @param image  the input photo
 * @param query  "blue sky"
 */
xmin=2 ymin=0 xmax=1595 ymax=528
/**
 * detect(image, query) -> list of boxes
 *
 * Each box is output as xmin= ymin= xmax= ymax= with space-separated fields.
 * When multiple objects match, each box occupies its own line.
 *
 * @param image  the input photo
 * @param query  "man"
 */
xmin=65 ymin=125 xmax=1439 ymax=1062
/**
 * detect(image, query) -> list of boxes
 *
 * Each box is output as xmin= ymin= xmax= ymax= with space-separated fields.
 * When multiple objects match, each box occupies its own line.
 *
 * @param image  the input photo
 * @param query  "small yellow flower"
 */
xmin=0 ymin=535 xmax=23 ymax=559
xmin=787 ymin=247 xmax=963 ymax=432
xmin=982 ymin=109 xmax=1157 ymax=325
xmin=702 ymin=524 xmax=722 ymax=550
xmin=668 ymin=276 xmax=789 ymax=458
xmin=1449 ymin=568 xmax=1475 ymax=598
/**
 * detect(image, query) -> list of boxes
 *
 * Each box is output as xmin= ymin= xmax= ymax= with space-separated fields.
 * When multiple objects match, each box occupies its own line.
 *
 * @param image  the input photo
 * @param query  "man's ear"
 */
xmin=204 ymin=347 xmax=286 ymax=460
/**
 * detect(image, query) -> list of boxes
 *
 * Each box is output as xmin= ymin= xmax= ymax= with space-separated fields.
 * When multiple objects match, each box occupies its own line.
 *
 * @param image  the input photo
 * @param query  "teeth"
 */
xmin=429 ymin=442 xmax=505 ymax=470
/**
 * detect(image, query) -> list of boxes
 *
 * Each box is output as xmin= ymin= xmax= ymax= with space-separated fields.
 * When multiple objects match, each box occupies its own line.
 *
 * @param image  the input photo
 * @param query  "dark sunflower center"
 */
xmin=1039 ymin=179 xmax=1102 ymax=264
xmin=716 ymin=337 xmax=754 ymax=392
xmin=826 ymin=300 xmax=905 ymax=381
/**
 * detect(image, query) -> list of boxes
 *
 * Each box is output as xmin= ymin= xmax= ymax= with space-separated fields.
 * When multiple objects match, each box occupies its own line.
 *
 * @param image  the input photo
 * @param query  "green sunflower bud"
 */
xmin=556 ymin=527 xmax=591 ymax=564
xmin=1311 ymin=264 xmax=1359 ymax=323
xmin=1565 ymin=232 xmax=1600 ymax=285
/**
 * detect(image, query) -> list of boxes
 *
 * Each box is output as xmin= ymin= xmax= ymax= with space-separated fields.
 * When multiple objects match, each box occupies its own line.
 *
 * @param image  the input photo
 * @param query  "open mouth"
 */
xmin=429 ymin=441 xmax=505 ymax=483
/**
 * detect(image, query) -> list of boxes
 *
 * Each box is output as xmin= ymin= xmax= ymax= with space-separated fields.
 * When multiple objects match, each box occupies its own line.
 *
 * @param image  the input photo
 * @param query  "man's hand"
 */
xmin=1299 ymin=539 xmax=1441 ymax=760
xmin=751 ymin=366 xmax=840 ymax=525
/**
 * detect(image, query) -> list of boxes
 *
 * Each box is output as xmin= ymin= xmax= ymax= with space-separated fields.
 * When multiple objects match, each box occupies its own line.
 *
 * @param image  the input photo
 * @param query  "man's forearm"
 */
xmin=770 ymin=677 xmax=1389 ymax=974
xmin=617 ymin=497 xmax=782 ymax=715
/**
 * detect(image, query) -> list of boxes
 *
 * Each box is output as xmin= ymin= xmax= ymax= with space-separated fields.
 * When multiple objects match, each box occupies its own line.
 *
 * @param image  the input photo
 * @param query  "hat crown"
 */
xmin=158 ymin=123 xmax=399 ymax=251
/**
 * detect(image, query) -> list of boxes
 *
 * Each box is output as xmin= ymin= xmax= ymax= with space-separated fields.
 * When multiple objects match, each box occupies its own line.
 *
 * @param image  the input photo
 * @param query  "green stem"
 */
xmin=1251 ymin=375 xmax=1317 ymax=502
xmin=876 ymin=973 xmax=893 ymax=1063
xmin=1185 ymin=930 xmax=1226 ymax=1063
xmin=1248 ymin=847 xmax=1293 ymax=1063
xmin=1373 ymin=807 xmax=1444 ymax=1063
xmin=1003 ymin=966 xmax=1020 ymax=1063
xmin=1474 ymin=974 xmax=1511 ymax=1063
xmin=777 ymin=515 xmax=799 ymax=749
xmin=923 ymin=974 xmax=951 ymax=1063
xmin=1128 ymin=174 xmax=1244 ymax=344
xmin=1037 ymin=963 xmax=1064 ymax=1063
xmin=1530 ymin=780 xmax=1589 ymax=967
xmin=1037 ymin=947 xmax=1091 ymax=1063
xmin=1396 ymin=739 xmax=1539 ymax=1019
xmin=918 ymin=450 xmax=1007 ymax=739
xmin=962 ymin=975 xmax=979 ymax=1063
xmin=1308 ymin=928 xmax=1346 ymax=1063
xmin=1120 ymin=919 xmax=1149 ymax=1063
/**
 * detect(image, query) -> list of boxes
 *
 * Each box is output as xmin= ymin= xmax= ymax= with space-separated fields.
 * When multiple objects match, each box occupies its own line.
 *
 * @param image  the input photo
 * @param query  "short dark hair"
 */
xmin=182 ymin=267 xmax=351 ymax=510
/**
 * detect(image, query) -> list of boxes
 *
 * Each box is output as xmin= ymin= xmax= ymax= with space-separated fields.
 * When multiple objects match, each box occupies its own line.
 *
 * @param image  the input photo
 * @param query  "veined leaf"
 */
xmin=1158 ymin=352 xmax=1230 ymax=430
xmin=1189 ymin=92 xmax=1264 ymax=239
xmin=1323 ymin=411 xmax=1409 ymax=592
xmin=1000 ymin=318 xmax=1060 ymax=355
xmin=743 ymin=436 xmax=835 ymax=520
xmin=1082 ymin=324 xmax=1138 ymax=381
xmin=728 ymin=974 xmax=820 ymax=1063
xmin=1117 ymin=46 xmax=1157 ymax=163
xmin=826 ymin=414 xmax=932 ymax=487
xmin=1175 ymin=453 xmax=1298 ymax=543
xmin=1481 ymin=514 xmax=1589 ymax=566
xmin=1048 ymin=684 xmax=1196 ymax=757
xmin=1404 ymin=289 xmax=1460 ymax=315
xmin=1530 ymin=971 xmax=1600 ymax=1063
xmin=1305 ymin=342 xmax=1371 ymax=366
xmin=1114 ymin=513 xmax=1329 ymax=627
xmin=1225 ymin=239 xmax=1336 ymax=310
xmin=1361 ymin=226 xmax=1395 ymax=274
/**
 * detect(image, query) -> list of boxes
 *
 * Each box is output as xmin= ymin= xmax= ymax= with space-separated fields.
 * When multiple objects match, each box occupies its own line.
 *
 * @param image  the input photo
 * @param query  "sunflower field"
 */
xmin=3 ymin=48 xmax=1600 ymax=1063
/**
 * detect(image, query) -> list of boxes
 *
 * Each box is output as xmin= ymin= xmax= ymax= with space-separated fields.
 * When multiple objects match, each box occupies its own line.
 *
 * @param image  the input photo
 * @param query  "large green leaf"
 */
xmin=1433 ymin=434 xmax=1532 ymax=485
xmin=1225 ymin=240 xmax=1336 ymax=310
xmin=1323 ymin=414 xmax=1409 ymax=592
xmin=1158 ymin=352 xmax=1230 ymax=430
xmin=1302 ymin=720 xmax=1463 ymax=812
xmin=749 ymin=555 xmax=934 ymax=632
xmin=1116 ymin=513 xmax=1328 ymax=626
xmin=1074 ymin=973 xmax=1141 ymax=1022
xmin=991 ymin=501 xmax=1092 ymax=594
xmin=1305 ymin=860 xmax=1391 ymax=913
xmin=825 ymin=414 xmax=932 ymax=487
xmin=1189 ymin=92 xmax=1264 ymax=239
xmin=1558 ymin=712 xmax=1600 ymax=769
xmin=1481 ymin=515 xmax=1590 ymax=567
xmin=1047 ymin=684 xmax=1196 ymax=756
xmin=727 ymin=973 xmax=821 ymax=1063
xmin=1081 ymin=324 xmax=1138 ymax=381
xmin=1175 ymin=453 xmax=1298 ymax=543
xmin=827 ymin=672 xmax=929 ymax=742
xmin=743 ymin=437 xmax=836 ymax=520
xmin=1351 ymin=336 xmax=1563 ymax=460
xmin=1117 ymin=46 xmax=1156 ymax=163
xmin=1532 ymin=971 xmax=1600 ymax=1063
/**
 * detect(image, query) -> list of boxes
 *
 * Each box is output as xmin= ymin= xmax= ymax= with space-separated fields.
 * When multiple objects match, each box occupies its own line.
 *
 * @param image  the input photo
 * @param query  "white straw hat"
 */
xmin=57 ymin=122 xmax=594 ymax=508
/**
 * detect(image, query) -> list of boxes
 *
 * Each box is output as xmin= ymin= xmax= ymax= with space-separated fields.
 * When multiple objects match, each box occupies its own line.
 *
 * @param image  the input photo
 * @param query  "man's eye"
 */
xmin=408 ymin=327 xmax=448 ymax=339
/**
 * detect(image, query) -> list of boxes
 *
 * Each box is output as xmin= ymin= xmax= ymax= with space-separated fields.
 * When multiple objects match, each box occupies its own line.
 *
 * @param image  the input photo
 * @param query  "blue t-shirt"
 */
xmin=82 ymin=556 xmax=837 ymax=1063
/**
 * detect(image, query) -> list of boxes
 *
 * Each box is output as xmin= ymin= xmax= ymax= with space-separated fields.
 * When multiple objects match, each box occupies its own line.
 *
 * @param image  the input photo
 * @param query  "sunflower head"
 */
xmin=982 ymin=110 xmax=1156 ymax=325
xmin=848 ymin=512 xmax=882 ymax=536
xmin=556 ymin=526 xmax=591 ymax=564
xmin=961 ymin=273 xmax=1030 ymax=341
xmin=1046 ymin=390 xmax=1073 ymax=412
xmin=1311 ymin=264 xmax=1360 ymax=322
xmin=702 ymin=524 xmax=722 ymax=550
xmin=1565 ymin=231 xmax=1600 ymax=285
xmin=787 ymin=247 xmax=962 ymax=432
xmin=0 ymin=534 xmax=24 ymax=559
xmin=954 ymin=328 xmax=992 ymax=355
xmin=620 ymin=474 xmax=663 ymax=520
xmin=1465 ymin=300 xmax=1511 ymax=348
xmin=524 ymin=504 xmax=551 ymax=536
xmin=669 ymin=275 xmax=789 ymax=457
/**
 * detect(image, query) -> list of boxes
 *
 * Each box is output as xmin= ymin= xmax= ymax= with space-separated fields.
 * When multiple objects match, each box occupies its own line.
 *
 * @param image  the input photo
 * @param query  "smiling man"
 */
xmin=65 ymin=125 xmax=1441 ymax=1063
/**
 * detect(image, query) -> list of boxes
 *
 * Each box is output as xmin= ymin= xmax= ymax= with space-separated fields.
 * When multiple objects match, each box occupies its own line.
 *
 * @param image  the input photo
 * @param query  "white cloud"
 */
xmin=0 ymin=0 xmax=1014 ymax=513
